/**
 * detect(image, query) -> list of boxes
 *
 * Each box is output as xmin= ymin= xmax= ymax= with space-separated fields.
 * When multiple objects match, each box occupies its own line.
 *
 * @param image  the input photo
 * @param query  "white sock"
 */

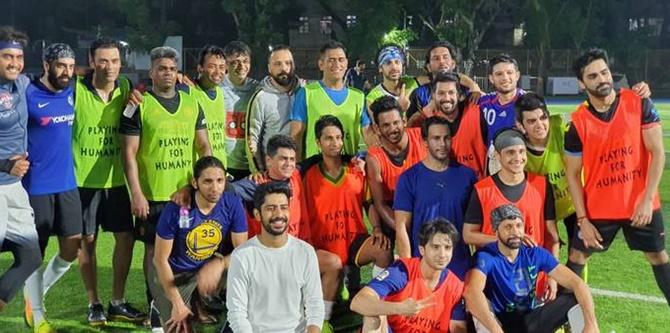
xmin=324 ymin=300 xmax=335 ymax=320
xmin=25 ymin=268 xmax=45 ymax=325
xmin=372 ymin=265 xmax=385 ymax=279
xmin=42 ymin=255 xmax=73 ymax=296
xmin=111 ymin=298 xmax=126 ymax=306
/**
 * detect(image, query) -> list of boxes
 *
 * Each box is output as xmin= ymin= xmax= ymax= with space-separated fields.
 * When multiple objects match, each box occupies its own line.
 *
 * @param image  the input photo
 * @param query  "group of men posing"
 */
xmin=0 ymin=23 xmax=668 ymax=333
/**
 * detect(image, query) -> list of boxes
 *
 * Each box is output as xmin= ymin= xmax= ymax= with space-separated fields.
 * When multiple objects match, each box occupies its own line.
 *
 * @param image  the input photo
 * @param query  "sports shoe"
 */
xmin=34 ymin=319 xmax=57 ymax=333
xmin=150 ymin=302 xmax=162 ymax=329
xmin=321 ymin=320 xmax=334 ymax=333
xmin=108 ymin=302 xmax=147 ymax=323
xmin=87 ymin=303 xmax=107 ymax=327
xmin=24 ymin=298 xmax=33 ymax=328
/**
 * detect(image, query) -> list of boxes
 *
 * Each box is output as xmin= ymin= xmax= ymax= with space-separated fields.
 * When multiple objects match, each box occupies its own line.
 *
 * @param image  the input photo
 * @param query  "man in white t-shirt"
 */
xmin=226 ymin=182 xmax=324 ymax=332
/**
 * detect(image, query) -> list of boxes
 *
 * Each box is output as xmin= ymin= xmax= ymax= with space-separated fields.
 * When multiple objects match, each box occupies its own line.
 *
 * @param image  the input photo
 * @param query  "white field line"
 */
xmin=590 ymin=287 xmax=666 ymax=304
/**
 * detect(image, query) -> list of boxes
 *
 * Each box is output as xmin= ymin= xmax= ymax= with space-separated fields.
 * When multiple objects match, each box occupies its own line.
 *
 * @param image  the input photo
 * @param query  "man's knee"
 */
xmin=318 ymin=251 xmax=343 ymax=274
xmin=568 ymin=248 xmax=590 ymax=264
xmin=645 ymin=250 xmax=669 ymax=265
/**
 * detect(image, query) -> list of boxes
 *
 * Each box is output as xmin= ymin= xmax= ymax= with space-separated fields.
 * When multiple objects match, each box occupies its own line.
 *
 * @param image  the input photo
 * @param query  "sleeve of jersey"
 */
xmin=155 ymin=203 xmax=179 ymax=240
xmin=544 ymin=178 xmax=556 ymax=220
xmin=361 ymin=103 xmax=371 ymax=127
xmin=464 ymin=191 xmax=483 ymax=224
xmin=563 ymin=123 xmax=583 ymax=156
xmin=366 ymin=261 xmax=409 ymax=298
xmin=535 ymin=247 xmax=560 ymax=273
xmin=227 ymin=194 xmax=249 ymax=233
xmin=392 ymin=173 xmax=414 ymax=212
xmin=641 ymin=98 xmax=661 ymax=128
xmin=290 ymin=87 xmax=308 ymax=123
xmin=195 ymin=105 xmax=207 ymax=130
xmin=119 ymin=104 xmax=142 ymax=135
xmin=473 ymin=250 xmax=494 ymax=275
xmin=303 ymin=245 xmax=325 ymax=328
xmin=226 ymin=253 xmax=254 ymax=333
xmin=406 ymin=89 xmax=421 ymax=120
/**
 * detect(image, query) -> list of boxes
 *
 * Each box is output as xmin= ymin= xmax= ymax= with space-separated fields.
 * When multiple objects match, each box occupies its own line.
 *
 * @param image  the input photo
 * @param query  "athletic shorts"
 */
xmin=30 ymin=188 xmax=83 ymax=239
xmin=79 ymin=186 xmax=134 ymax=235
xmin=571 ymin=209 xmax=665 ymax=253
xmin=147 ymin=264 xmax=197 ymax=325
xmin=0 ymin=181 xmax=39 ymax=249
xmin=134 ymin=201 xmax=169 ymax=244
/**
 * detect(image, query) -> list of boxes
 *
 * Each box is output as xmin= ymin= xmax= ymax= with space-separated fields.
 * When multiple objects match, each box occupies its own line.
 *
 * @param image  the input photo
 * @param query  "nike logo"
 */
xmin=38 ymin=102 xmax=49 ymax=108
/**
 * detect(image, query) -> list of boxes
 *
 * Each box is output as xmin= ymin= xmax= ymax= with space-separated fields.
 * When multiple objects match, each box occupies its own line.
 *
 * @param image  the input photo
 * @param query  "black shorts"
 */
xmin=134 ymin=201 xmax=169 ymax=244
xmin=571 ymin=209 xmax=666 ymax=253
xmin=30 ymin=189 xmax=83 ymax=239
xmin=79 ymin=186 xmax=134 ymax=235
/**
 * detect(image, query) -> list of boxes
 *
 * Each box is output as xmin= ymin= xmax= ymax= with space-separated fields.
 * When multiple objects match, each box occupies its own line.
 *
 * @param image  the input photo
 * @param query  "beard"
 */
xmin=587 ymin=82 xmax=613 ymax=98
xmin=261 ymin=216 xmax=288 ymax=236
xmin=47 ymin=68 xmax=71 ymax=90
xmin=501 ymin=236 xmax=522 ymax=249
xmin=272 ymin=71 xmax=294 ymax=87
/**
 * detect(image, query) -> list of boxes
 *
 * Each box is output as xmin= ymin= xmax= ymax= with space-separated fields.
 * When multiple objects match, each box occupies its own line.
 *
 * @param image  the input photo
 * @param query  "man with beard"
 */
xmin=121 ymin=46 xmax=211 ymax=330
xmin=365 ymin=45 xmax=419 ymax=115
xmin=465 ymin=204 xmax=598 ymax=333
xmin=351 ymin=218 xmax=466 ymax=333
xmin=366 ymin=96 xmax=426 ymax=244
xmin=0 ymin=25 xmax=41 ymax=321
xmin=303 ymin=115 xmax=392 ymax=333
xmin=406 ymin=41 xmax=480 ymax=123
xmin=222 ymin=41 xmax=259 ymax=180
xmin=150 ymin=156 xmax=247 ymax=333
xmin=191 ymin=45 xmax=228 ymax=165
xmin=226 ymin=182 xmax=324 ymax=332
xmin=22 ymin=43 xmax=80 ymax=333
xmin=394 ymin=116 xmax=476 ymax=280
xmin=73 ymin=37 xmax=146 ymax=326
xmin=246 ymin=45 xmax=302 ymax=172
xmin=564 ymin=48 xmax=670 ymax=305
xmin=412 ymin=71 xmax=488 ymax=179
xmin=290 ymin=41 xmax=374 ymax=160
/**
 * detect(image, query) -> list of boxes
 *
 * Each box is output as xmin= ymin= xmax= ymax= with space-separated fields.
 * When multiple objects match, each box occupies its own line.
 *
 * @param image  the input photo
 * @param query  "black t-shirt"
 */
xmin=464 ymin=173 xmax=556 ymax=223
xmin=119 ymin=87 xmax=206 ymax=136
xmin=564 ymin=91 xmax=659 ymax=153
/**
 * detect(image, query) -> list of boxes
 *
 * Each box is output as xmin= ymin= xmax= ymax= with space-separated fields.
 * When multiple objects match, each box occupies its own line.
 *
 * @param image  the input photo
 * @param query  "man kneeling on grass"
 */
xmin=464 ymin=204 xmax=598 ymax=333
xmin=150 ymin=156 xmax=248 ymax=332
xmin=350 ymin=218 xmax=466 ymax=333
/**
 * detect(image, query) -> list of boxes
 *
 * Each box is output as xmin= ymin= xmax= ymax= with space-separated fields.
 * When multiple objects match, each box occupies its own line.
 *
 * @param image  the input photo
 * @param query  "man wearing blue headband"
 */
xmin=22 ymin=42 xmax=79 ymax=333
xmin=0 ymin=25 xmax=42 ymax=326
xmin=366 ymin=45 xmax=419 ymax=117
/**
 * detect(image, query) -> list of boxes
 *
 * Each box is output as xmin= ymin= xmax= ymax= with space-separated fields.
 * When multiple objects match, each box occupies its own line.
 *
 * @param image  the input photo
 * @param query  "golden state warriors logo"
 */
xmin=185 ymin=220 xmax=223 ymax=261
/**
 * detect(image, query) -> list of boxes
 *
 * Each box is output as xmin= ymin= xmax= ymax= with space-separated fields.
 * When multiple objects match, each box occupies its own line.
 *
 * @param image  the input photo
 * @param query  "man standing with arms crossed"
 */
xmin=564 ymin=48 xmax=670 ymax=305
xmin=73 ymin=37 xmax=147 ymax=326
xmin=121 ymin=46 xmax=211 ymax=329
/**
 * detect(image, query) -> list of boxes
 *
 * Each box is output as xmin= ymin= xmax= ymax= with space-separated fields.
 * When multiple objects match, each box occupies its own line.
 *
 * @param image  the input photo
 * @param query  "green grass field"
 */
xmin=1 ymin=103 xmax=669 ymax=332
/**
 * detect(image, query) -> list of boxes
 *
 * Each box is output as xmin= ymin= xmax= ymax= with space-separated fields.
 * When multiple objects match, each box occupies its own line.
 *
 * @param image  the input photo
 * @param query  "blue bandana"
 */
xmin=0 ymin=40 xmax=24 ymax=51
xmin=43 ymin=43 xmax=75 ymax=63
xmin=377 ymin=45 xmax=405 ymax=66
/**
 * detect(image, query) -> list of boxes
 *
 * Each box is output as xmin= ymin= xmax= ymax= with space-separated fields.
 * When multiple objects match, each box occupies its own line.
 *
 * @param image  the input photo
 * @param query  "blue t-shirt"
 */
xmin=393 ymin=162 xmax=477 ymax=279
xmin=478 ymin=89 xmax=524 ymax=145
xmin=290 ymin=80 xmax=371 ymax=127
xmin=0 ymin=75 xmax=30 ymax=185
xmin=156 ymin=191 xmax=248 ymax=273
xmin=22 ymin=80 xmax=76 ymax=195
xmin=474 ymin=243 xmax=559 ymax=314
xmin=367 ymin=260 xmax=464 ymax=322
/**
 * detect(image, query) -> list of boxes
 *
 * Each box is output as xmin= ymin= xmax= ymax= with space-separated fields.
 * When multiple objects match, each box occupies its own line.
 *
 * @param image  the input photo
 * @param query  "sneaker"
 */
xmin=321 ymin=320 xmax=334 ymax=333
xmin=150 ymin=302 xmax=162 ymax=329
xmin=24 ymin=298 xmax=33 ymax=328
xmin=87 ymin=303 xmax=107 ymax=327
xmin=34 ymin=319 xmax=56 ymax=333
xmin=108 ymin=302 xmax=147 ymax=323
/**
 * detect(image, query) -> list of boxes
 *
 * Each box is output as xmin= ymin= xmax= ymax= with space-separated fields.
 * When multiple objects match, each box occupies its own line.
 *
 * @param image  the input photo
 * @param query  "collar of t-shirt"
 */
xmin=585 ymin=89 xmax=621 ymax=122
xmin=147 ymin=90 xmax=181 ymax=114
xmin=491 ymin=173 xmax=527 ymax=202
xmin=82 ymin=72 xmax=120 ymax=100
xmin=196 ymin=80 xmax=218 ymax=100
xmin=318 ymin=80 xmax=349 ymax=106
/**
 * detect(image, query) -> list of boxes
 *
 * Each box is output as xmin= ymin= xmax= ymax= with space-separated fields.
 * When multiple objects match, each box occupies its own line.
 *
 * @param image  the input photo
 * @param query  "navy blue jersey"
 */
xmin=474 ymin=243 xmax=559 ymax=314
xmin=156 ymin=191 xmax=248 ymax=273
xmin=0 ymin=75 xmax=30 ymax=185
xmin=393 ymin=162 xmax=476 ymax=279
xmin=478 ymin=89 xmax=524 ymax=145
xmin=22 ymin=79 xmax=76 ymax=195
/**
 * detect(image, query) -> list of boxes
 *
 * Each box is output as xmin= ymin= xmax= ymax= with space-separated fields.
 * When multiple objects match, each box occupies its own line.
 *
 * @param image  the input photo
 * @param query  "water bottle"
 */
xmin=178 ymin=207 xmax=190 ymax=228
